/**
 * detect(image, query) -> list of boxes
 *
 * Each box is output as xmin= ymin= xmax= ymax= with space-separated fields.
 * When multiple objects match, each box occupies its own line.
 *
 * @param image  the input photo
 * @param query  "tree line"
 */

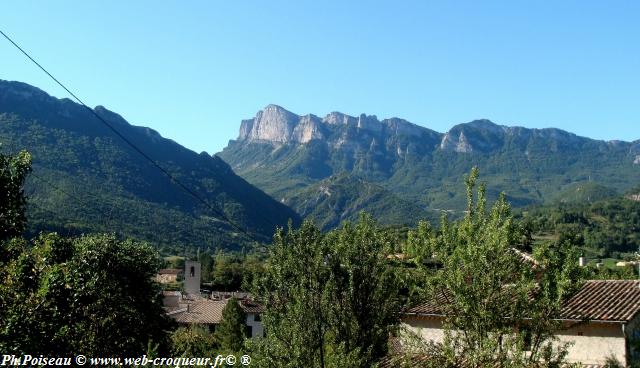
xmin=1 ymin=148 xmax=590 ymax=367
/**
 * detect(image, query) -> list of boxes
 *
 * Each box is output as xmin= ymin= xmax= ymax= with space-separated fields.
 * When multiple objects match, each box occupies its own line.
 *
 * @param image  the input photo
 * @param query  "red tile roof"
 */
xmin=405 ymin=280 xmax=640 ymax=323
xmin=240 ymin=299 xmax=265 ymax=314
xmin=560 ymin=280 xmax=640 ymax=322
xmin=171 ymin=300 xmax=226 ymax=324
xmin=158 ymin=268 xmax=182 ymax=275
xmin=167 ymin=297 xmax=264 ymax=325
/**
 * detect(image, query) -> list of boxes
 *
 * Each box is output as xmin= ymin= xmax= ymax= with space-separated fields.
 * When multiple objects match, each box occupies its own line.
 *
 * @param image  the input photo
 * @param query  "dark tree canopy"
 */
xmin=0 ymin=148 xmax=31 ymax=242
xmin=215 ymin=298 xmax=247 ymax=353
xmin=0 ymin=233 xmax=171 ymax=356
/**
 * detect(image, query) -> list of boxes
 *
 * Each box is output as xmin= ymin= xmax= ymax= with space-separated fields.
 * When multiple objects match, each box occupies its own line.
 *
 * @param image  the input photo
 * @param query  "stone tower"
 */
xmin=184 ymin=261 xmax=201 ymax=296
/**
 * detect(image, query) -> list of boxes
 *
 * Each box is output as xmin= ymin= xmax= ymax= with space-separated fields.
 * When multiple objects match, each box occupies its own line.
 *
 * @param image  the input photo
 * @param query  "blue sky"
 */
xmin=1 ymin=1 xmax=639 ymax=153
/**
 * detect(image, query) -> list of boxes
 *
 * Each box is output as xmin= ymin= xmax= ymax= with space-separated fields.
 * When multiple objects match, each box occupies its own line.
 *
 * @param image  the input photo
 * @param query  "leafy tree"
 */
xmin=251 ymin=221 xmax=331 ymax=368
xmin=215 ymin=298 xmax=247 ymax=353
xmin=324 ymin=213 xmax=401 ymax=365
xmin=405 ymin=168 xmax=582 ymax=367
xmin=0 ymin=148 xmax=31 ymax=242
xmin=171 ymin=325 xmax=217 ymax=357
xmin=520 ymin=194 xmax=640 ymax=257
xmin=0 ymin=233 xmax=172 ymax=356
xmin=252 ymin=216 xmax=402 ymax=368
xmin=210 ymin=251 xmax=243 ymax=291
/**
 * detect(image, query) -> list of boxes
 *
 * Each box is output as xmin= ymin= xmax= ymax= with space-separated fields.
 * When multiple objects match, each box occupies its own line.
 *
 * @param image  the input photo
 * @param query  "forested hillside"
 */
xmin=282 ymin=173 xmax=433 ymax=229
xmin=520 ymin=187 xmax=640 ymax=258
xmin=0 ymin=80 xmax=300 ymax=253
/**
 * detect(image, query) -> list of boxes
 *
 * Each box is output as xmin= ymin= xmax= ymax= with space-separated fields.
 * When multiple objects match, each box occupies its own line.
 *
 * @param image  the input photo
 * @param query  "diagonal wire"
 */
xmin=0 ymin=28 xmax=272 ymax=244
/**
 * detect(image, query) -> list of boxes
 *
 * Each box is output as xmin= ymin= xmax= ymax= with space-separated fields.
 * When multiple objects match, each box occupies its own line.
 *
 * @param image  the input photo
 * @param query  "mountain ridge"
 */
xmin=219 ymin=105 xmax=640 ymax=229
xmin=231 ymin=104 xmax=638 ymax=149
xmin=0 ymin=80 xmax=301 ymax=251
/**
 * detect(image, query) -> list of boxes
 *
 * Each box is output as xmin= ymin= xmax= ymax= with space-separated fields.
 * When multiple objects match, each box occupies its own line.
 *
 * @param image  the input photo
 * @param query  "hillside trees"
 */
xmin=520 ymin=196 xmax=640 ymax=258
xmin=0 ymin=148 xmax=171 ymax=355
xmin=251 ymin=215 xmax=402 ymax=368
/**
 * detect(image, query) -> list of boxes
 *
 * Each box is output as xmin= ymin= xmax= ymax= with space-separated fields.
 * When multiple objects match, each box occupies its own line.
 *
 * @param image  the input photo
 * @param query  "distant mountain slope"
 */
xmin=549 ymin=182 xmax=619 ymax=204
xmin=282 ymin=173 xmax=432 ymax=230
xmin=218 ymin=105 xmax=640 ymax=227
xmin=521 ymin=189 xmax=640 ymax=258
xmin=0 ymin=80 xmax=300 ymax=252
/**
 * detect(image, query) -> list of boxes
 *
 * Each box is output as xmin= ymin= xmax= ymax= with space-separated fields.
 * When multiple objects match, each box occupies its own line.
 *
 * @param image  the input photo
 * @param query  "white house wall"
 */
xmin=246 ymin=313 xmax=264 ymax=338
xmin=554 ymin=322 xmax=626 ymax=365
xmin=402 ymin=317 xmax=629 ymax=366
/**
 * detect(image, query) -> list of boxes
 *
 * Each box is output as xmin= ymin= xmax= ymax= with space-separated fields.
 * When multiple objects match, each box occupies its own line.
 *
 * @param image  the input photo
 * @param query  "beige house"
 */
xmin=163 ymin=291 xmax=264 ymax=338
xmin=156 ymin=268 xmax=182 ymax=284
xmin=402 ymin=280 xmax=640 ymax=366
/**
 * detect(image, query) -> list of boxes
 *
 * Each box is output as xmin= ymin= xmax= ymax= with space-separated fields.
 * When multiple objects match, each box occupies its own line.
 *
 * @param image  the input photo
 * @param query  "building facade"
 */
xmin=402 ymin=280 xmax=640 ymax=366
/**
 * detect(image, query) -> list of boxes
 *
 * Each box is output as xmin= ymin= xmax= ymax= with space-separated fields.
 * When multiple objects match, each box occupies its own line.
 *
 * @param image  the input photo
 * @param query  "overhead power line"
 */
xmin=0 ymin=29 xmax=267 ymax=244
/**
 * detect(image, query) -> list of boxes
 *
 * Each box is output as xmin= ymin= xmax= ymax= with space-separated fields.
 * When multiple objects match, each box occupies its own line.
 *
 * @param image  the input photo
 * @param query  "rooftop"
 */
xmin=560 ymin=280 xmax=640 ymax=322
xmin=158 ymin=268 xmax=182 ymax=275
xmin=165 ymin=295 xmax=265 ymax=325
xmin=405 ymin=280 xmax=640 ymax=323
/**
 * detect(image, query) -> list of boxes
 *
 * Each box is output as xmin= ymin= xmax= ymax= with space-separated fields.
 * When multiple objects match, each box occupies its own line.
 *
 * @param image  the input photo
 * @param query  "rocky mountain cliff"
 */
xmin=219 ymin=105 xmax=640 ymax=229
xmin=0 ymin=81 xmax=300 ymax=251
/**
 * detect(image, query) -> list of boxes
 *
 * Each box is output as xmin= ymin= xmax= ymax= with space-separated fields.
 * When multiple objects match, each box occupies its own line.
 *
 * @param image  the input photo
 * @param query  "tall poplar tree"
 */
xmin=251 ymin=216 xmax=402 ymax=368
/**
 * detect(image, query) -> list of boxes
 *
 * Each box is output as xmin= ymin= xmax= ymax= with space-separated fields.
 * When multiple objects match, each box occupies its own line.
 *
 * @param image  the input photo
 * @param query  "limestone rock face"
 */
xmin=219 ymin=104 xmax=640 ymax=229
xmin=237 ymin=104 xmax=298 ymax=143
xmin=383 ymin=118 xmax=424 ymax=138
xmin=631 ymin=141 xmax=640 ymax=164
xmin=238 ymin=119 xmax=254 ymax=140
xmin=293 ymin=115 xmax=324 ymax=143
xmin=322 ymin=112 xmax=357 ymax=126
xmin=357 ymin=114 xmax=382 ymax=133
xmin=236 ymin=105 xmax=444 ymax=147
xmin=440 ymin=131 xmax=473 ymax=153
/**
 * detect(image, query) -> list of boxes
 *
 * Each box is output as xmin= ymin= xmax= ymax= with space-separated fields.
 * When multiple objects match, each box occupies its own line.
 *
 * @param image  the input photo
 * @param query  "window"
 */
xmin=254 ymin=314 xmax=261 ymax=322
xmin=245 ymin=325 xmax=253 ymax=338
xmin=190 ymin=266 xmax=195 ymax=277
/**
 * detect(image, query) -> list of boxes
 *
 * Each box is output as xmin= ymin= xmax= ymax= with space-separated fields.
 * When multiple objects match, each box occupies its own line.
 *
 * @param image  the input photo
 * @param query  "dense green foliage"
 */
xmin=548 ymin=182 xmax=619 ymax=204
xmin=1 ymin=148 xmax=172 ymax=356
xmin=404 ymin=168 xmax=584 ymax=367
xmin=220 ymin=111 xmax=640 ymax=234
xmin=171 ymin=326 xmax=217 ymax=357
xmin=0 ymin=233 xmax=172 ymax=355
xmin=0 ymin=80 xmax=300 ymax=252
xmin=215 ymin=298 xmax=247 ymax=353
xmin=520 ymin=193 xmax=640 ymax=258
xmin=0 ymin=148 xmax=31 ymax=241
xmin=283 ymin=173 xmax=434 ymax=230
xmin=192 ymin=251 xmax=265 ymax=291
xmin=251 ymin=215 xmax=402 ymax=367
